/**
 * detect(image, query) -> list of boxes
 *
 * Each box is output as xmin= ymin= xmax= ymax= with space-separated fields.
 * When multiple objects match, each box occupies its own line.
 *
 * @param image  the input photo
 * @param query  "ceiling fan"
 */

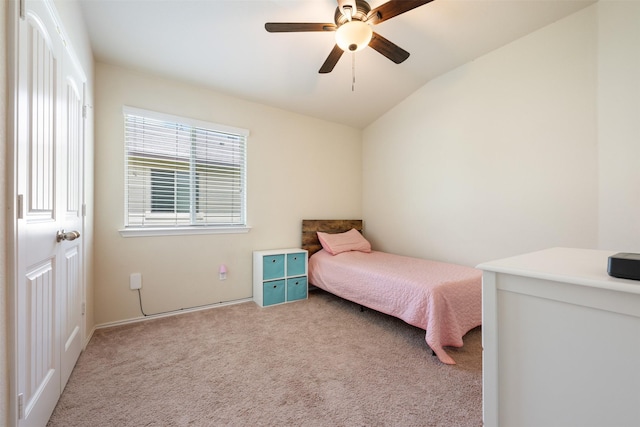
xmin=265 ymin=0 xmax=434 ymax=74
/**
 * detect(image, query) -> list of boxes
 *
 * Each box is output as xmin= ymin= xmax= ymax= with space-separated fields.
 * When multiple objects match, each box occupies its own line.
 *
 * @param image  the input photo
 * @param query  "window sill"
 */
xmin=119 ymin=225 xmax=252 ymax=238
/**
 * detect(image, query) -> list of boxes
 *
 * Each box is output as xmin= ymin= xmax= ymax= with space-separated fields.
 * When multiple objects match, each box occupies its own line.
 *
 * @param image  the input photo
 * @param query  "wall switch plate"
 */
xmin=130 ymin=273 xmax=142 ymax=290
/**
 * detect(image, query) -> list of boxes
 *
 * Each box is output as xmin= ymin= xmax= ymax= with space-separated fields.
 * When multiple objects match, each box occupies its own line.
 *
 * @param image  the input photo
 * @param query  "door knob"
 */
xmin=56 ymin=230 xmax=80 ymax=242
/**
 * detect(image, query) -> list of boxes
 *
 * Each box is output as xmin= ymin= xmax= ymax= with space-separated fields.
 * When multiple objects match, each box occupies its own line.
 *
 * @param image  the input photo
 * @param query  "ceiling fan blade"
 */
xmin=265 ymin=23 xmax=336 ymax=32
xmin=319 ymin=45 xmax=344 ymax=74
xmin=367 ymin=0 xmax=433 ymax=25
xmin=369 ymin=32 xmax=410 ymax=64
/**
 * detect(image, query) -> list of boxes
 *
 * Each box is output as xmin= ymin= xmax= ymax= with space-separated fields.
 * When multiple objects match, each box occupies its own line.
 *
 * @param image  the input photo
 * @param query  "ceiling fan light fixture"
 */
xmin=335 ymin=20 xmax=372 ymax=52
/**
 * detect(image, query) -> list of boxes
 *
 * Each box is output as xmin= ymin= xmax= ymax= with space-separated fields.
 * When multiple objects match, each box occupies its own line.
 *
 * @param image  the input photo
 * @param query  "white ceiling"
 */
xmin=79 ymin=0 xmax=595 ymax=129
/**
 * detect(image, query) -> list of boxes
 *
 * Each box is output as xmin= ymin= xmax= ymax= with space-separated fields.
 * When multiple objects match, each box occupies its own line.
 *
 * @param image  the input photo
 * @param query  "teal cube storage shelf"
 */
xmin=253 ymin=248 xmax=308 ymax=307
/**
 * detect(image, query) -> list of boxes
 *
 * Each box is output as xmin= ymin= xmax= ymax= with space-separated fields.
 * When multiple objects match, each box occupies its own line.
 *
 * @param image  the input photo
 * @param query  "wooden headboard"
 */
xmin=301 ymin=219 xmax=363 ymax=257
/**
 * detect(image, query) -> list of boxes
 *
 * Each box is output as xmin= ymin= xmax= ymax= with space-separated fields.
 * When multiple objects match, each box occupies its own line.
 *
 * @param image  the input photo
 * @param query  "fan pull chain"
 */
xmin=352 ymin=53 xmax=356 ymax=92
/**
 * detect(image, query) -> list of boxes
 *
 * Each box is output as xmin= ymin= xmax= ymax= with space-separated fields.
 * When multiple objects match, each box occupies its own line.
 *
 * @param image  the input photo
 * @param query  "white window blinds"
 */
xmin=124 ymin=107 xmax=248 ymax=229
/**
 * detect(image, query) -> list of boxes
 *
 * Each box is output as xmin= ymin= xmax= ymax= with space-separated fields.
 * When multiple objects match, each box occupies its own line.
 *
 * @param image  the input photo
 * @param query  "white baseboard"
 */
xmin=83 ymin=326 xmax=96 ymax=349
xmin=93 ymin=297 xmax=254 ymax=331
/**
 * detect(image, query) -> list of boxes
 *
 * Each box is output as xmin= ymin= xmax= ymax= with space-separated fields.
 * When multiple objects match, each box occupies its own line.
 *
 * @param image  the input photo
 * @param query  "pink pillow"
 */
xmin=317 ymin=228 xmax=371 ymax=255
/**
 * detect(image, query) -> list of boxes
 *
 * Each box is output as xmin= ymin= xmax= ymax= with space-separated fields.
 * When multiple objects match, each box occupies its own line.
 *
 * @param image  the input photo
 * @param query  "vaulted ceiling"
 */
xmin=79 ymin=0 xmax=596 ymax=128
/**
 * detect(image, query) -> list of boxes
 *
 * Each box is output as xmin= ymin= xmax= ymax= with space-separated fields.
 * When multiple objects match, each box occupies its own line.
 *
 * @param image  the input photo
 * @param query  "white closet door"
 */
xmin=14 ymin=1 xmax=85 ymax=425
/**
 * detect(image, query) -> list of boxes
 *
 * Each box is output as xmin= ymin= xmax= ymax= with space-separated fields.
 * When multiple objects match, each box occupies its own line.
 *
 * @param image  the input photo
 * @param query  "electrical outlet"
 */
xmin=130 ymin=273 xmax=142 ymax=290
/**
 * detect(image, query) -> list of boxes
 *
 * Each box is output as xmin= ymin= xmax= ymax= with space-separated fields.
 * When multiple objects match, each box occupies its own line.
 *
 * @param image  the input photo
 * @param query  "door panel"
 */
xmin=21 ymin=260 xmax=58 ymax=422
xmin=61 ymin=245 xmax=82 ymax=386
xmin=26 ymin=13 xmax=56 ymax=219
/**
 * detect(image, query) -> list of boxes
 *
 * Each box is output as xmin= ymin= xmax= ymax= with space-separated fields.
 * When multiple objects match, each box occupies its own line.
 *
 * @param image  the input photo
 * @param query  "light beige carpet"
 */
xmin=48 ymin=289 xmax=482 ymax=426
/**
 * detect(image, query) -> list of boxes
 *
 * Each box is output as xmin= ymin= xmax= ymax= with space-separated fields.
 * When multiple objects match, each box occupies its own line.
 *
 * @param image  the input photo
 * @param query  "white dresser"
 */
xmin=478 ymin=247 xmax=640 ymax=427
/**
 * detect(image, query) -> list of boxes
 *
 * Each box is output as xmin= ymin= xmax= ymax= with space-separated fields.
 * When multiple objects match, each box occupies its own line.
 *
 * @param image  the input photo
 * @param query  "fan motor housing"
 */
xmin=335 ymin=0 xmax=371 ymax=26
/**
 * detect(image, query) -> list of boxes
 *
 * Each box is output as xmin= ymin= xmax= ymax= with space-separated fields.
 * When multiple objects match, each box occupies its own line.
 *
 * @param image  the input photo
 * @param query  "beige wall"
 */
xmin=597 ymin=0 xmax=640 ymax=251
xmin=363 ymin=6 xmax=600 ymax=267
xmin=94 ymin=63 xmax=362 ymax=325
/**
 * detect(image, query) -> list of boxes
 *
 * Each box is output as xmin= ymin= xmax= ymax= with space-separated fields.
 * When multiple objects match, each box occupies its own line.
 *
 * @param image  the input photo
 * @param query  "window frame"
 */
xmin=119 ymin=106 xmax=251 ymax=237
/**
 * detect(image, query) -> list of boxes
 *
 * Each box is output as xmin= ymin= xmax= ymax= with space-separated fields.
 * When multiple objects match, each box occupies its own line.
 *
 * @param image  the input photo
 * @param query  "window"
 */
xmin=122 ymin=106 xmax=249 ymax=235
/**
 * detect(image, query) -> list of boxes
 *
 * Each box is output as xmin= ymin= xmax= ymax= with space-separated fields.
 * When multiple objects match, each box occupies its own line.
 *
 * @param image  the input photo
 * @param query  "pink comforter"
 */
xmin=308 ymin=249 xmax=482 ymax=365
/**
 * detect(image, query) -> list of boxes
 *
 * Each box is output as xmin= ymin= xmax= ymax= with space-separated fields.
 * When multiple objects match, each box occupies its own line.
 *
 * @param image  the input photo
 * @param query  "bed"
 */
xmin=302 ymin=219 xmax=481 ymax=365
